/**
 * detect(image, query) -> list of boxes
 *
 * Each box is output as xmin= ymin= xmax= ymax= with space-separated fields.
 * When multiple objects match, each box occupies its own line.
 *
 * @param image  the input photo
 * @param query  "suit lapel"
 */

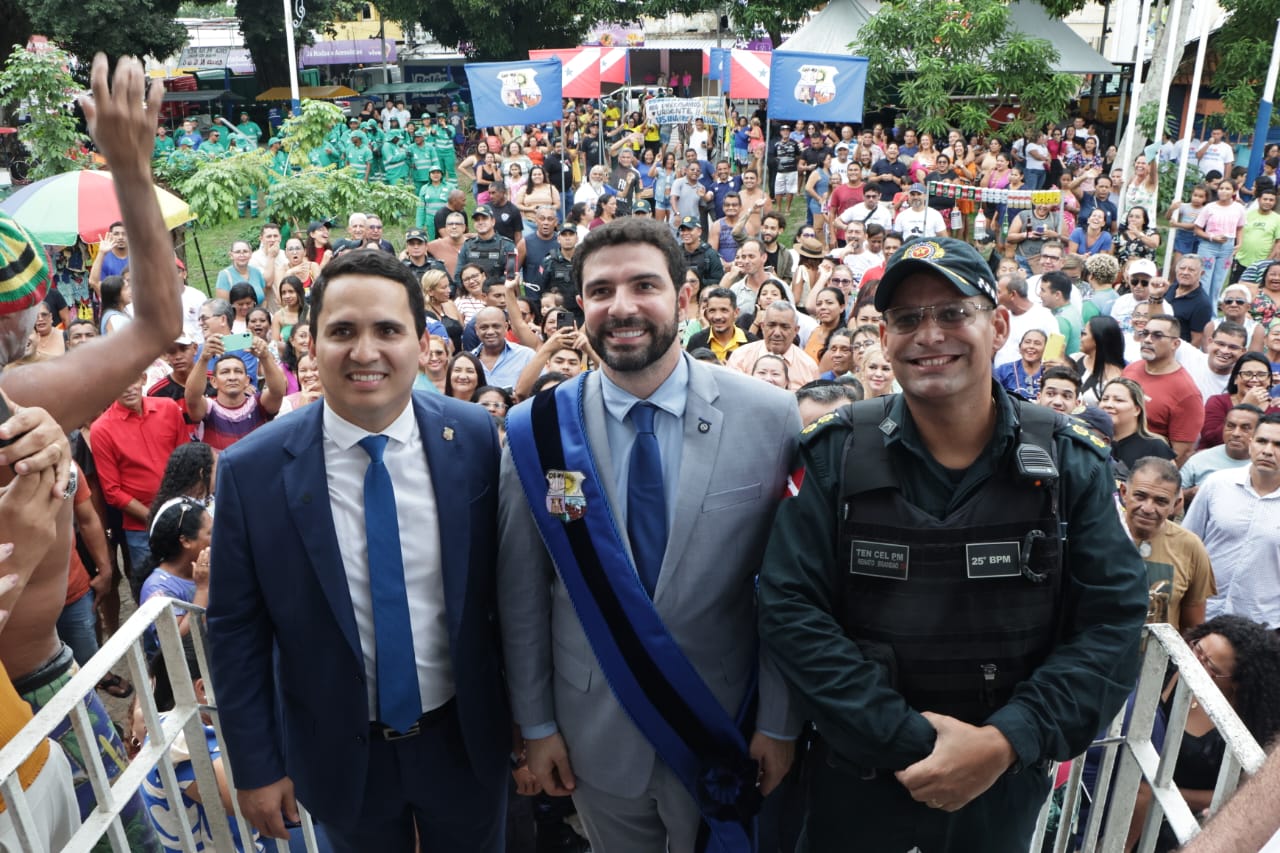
xmin=282 ymin=405 xmax=362 ymax=662
xmin=414 ymin=393 xmax=466 ymax=645
xmin=655 ymin=360 xmax=720 ymax=599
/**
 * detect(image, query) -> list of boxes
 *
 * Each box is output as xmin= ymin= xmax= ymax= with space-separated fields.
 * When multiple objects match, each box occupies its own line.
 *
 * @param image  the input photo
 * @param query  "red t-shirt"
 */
xmin=1121 ymin=363 xmax=1206 ymax=444
xmin=90 ymin=397 xmax=189 ymax=531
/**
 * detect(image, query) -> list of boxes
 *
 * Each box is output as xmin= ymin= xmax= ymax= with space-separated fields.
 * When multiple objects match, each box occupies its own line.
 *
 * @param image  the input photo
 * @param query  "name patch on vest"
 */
xmin=849 ymin=540 xmax=909 ymax=580
xmin=965 ymin=542 xmax=1022 ymax=579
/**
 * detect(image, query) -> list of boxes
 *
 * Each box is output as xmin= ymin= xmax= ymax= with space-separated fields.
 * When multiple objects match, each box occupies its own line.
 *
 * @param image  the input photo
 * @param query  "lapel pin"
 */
xmin=442 ymin=427 xmax=455 ymax=441
xmin=698 ymin=419 xmax=711 ymax=433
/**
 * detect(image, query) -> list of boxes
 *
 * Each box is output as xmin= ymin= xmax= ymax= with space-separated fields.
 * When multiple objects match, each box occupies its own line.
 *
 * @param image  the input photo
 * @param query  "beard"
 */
xmin=587 ymin=311 xmax=679 ymax=373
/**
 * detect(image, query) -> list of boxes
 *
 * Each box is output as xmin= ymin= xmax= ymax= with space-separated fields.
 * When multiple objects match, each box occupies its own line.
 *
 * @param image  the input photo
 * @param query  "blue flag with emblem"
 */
xmin=766 ymin=50 xmax=868 ymax=123
xmin=464 ymin=59 xmax=562 ymax=128
xmin=709 ymin=47 xmax=729 ymax=82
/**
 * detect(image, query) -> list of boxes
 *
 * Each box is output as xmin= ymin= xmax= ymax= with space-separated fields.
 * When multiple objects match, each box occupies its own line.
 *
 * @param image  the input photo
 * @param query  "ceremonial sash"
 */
xmin=506 ymin=375 xmax=759 ymax=852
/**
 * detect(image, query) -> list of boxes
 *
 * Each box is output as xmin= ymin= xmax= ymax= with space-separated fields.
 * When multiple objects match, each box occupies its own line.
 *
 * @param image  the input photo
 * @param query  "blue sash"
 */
xmin=506 ymin=374 xmax=759 ymax=852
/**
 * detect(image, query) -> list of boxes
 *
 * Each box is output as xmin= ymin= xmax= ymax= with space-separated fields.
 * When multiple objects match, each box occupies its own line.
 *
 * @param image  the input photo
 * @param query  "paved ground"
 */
xmin=94 ymin=578 xmax=141 ymax=732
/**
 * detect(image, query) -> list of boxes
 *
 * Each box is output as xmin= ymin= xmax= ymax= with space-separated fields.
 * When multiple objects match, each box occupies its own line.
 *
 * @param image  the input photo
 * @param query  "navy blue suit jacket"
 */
xmin=206 ymin=391 xmax=509 ymax=829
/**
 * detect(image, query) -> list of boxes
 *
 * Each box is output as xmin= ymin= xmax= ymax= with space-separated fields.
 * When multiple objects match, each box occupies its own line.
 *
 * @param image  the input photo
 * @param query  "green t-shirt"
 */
xmin=1237 ymin=208 xmax=1280 ymax=268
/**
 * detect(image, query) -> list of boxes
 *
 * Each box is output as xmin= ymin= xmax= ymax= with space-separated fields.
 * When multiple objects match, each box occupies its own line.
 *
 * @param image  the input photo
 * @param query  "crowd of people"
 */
xmin=1 ymin=60 xmax=1279 ymax=853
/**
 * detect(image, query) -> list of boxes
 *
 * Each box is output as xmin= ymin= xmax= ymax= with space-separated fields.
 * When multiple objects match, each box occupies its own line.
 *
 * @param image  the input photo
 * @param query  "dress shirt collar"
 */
xmin=322 ymin=398 xmax=416 ymax=451
xmin=600 ymin=352 xmax=690 ymax=425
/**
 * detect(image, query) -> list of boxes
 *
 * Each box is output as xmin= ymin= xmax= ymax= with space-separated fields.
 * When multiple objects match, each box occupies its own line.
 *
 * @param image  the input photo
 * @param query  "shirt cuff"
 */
xmin=520 ymin=722 xmax=559 ymax=741
xmin=984 ymin=704 xmax=1040 ymax=772
xmin=755 ymin=729 xmax=797 ymax=742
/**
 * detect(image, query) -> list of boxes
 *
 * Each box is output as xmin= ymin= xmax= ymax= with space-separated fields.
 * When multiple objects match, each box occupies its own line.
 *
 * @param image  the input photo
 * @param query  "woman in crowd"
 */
xmin=818 ymin=327 xmax=857 ymax=381
xmin=445 ymin=352 xmax=485 ymax=401
xmin=589 ymin=195 xmax=620 ymax=230
xmin=1069 ymin=208 xmax=1114 ymax=258
xmin=454 ymin=264 xmax=488 ymax=325
xmin=515 ymin=165 xmax=560 ymax=221
xmin=1114 ymin=206 xmax=1161 ymax=266
xmin=246 ymin=308 xmax=272 ymax=349
xmin=994 ymin=329 xmax=1047 ymax=399
xmin=908 ymin=132 xmax=938 ymax=184
xmin=278 ymin=323 xmax=310 ymax=395
xmin=421 ymin=269 xmax=463 ymax=351
xmin=805 ymin=287 xmax=847 ymax=364
xmin=304 ymin=221 xmax=332 ymax=269
xmin=790 ymin=234 xmax=829 ymax=307
xmin=1074 ymin=315 xmax=1128 ymax=406
xmin=1099 ymin=377 xmax=1176 ymax=473
xmin=1248 ymin=263 xmax=1280 ymax=333
xmin=272 ymin=275 xmax=306 ymax=345
xmin=1125 ymin=616 xmax=1280 ymax=853
xmin=474 ymin=386 xmax=514 ymax=418
xmin=29 ymin=303 xmax=64 ymax=358
xmin=139 ymin=497 xmax=211 ymax=654
xmin=474 ymin=151 xmax=499 ymax=204
xmin=857 ymin=344 xmax=895 ymax=399
xmin=635 ymin=149 xmax=658 ymax=210
xmin=99 ymin=275 xmax=131 ymax=335
xmin=227 ymin=283 xmax=257 ymax=334
xmin=1200 ymin=352 xmax=1278 ymax=448
xmin=804 ymin=153 xmax=832 ymax=248
xmin=1120 ymin=153 xmax=1160 ymax=221
xmin=455 ymin=139 xmax=490 ymax=192
xmin=277 ymin=352 xmax=322 ymax=416
xmin=651 ymin=151 xmax=678 ymax=224
xmin=416 ymin=334 xmax=451 ymax=394
xmin=282 ymin=237 xmax=320 ymax=293
xmin=750 ymin=354 xmax=790 ymax=389
xmin=1196 ymin=179 xmax=1248 ymax=304
xmin=149 ymin=442 xmax=217 ymax=516
xmin=981 ymin=153 xmax=1014 ymax=249
xmin=847 ymin=324 xmax=880 ymax=376
xmin=1206 ymin=284 xmax=1257 ymax=344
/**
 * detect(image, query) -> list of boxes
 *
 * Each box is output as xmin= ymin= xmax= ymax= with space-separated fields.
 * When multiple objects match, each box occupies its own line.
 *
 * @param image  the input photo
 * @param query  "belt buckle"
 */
xmin=381 ymin=720 xmax=421 ymax=741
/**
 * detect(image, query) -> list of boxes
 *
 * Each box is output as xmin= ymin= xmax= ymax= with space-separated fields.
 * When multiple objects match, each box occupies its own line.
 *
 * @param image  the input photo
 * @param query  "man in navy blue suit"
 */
xmin=207 ymin=249 xmax=509 ymax=851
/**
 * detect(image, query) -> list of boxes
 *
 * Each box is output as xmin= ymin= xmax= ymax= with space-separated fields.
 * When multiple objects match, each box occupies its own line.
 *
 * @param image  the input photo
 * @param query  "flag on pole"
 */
xmin=600 ymin=48 xmax=628 ymax=84
xmin=701 ymin=49 xmax=710 ymax=75
xmin=708 ymin=47 xmax=729 ymax=82
xmin=767 ymin=51 xmax=869 ymax=123
xmin=465 ymin=59 xmax=563 ymax=127
xmin=529 ymin=48 xmax=601 ymax=99
xmin=729 ymin=50 xmax=771 ymax=100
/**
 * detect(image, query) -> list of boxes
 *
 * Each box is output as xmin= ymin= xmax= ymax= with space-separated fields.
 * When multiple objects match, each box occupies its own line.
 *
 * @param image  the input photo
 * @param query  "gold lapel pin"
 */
xmin=442 ymin=427 xmax=455 ymax=441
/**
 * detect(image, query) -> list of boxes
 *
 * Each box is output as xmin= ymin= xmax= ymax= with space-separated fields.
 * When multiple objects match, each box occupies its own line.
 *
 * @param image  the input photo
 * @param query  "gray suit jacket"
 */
xmin=497 ymin=356 xmax=802 ymax=797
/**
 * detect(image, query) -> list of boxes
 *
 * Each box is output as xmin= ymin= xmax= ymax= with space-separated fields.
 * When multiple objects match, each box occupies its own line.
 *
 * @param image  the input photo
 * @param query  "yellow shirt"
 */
xmin=709 ymin=327 xmax=750 ymax=363
xmin=1139 ymin=521 xmax=1217 ymax=631
xmin=0 ymin=660 xmax=50 ymax=812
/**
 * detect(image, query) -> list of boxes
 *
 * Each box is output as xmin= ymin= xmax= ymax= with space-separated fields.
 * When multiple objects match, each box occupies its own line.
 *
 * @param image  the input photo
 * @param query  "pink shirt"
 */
xmin=1194 ymin=201 xmax=1247 ymax=239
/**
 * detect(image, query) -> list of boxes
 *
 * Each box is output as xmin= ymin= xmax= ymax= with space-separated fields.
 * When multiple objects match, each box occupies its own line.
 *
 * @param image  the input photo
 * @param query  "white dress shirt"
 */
xmin=323 ymin=401 xmax=455 ymax=720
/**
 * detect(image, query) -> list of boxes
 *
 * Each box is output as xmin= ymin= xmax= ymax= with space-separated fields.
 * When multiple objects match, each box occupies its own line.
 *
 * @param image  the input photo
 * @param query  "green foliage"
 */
xmin=856 ymin=0 xmax=1078 ymax=141
xmin=732 ymin=0 xmax=817 ymax=51
xmin=233 ymin=0 xmax=362 ymax=87
xmin=266 ymin=165 xmax=417 ymax=233
xmin=1159 ymin=159 xmax=1203 ymax=206
xmin=0 ymin=44 xmax=89 ymax=179
xmin=278 ymin=99 xmax=345 ymax=166
xmin=17 ymin=0 xmax=186 ymax=75
xmin=1136 ymin=101 xmax=1176 ymax=143
xmin=1214 ymin=0 xmax=1280 ymax=134
xmin=171 ymin=150 xmax=272 ymax=227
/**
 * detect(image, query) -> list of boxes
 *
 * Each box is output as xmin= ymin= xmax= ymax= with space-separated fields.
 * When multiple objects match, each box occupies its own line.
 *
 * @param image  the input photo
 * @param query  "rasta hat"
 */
xmin=874 ymin=237 xmax=998 ymax=312
xmin=0 ymin=212 xmax=50 ymax=315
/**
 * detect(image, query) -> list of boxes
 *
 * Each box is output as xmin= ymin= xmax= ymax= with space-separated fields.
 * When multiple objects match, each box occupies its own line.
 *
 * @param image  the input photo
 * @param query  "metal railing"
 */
xmin=1028 ymin=621 xmax=1268 ymax=853
xmin=0 ymin=596 xmax=321 ymax=853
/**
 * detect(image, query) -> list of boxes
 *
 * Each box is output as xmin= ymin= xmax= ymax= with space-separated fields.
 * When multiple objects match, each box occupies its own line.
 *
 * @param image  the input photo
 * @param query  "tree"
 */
xmin=854 ymin=0 xmax=1079 ymax=141
xmin=731 ymin=0 xmax=815 ymax=51
xmin=1215 ymin=0 xmax=1280 ymax=134
xmin=0 ymin=43 xmax=90 ymax=179
xmin=17 ymin=0 xmax=187 ymax=74
xmin=229 ymin=0 xmax=362 ymax=88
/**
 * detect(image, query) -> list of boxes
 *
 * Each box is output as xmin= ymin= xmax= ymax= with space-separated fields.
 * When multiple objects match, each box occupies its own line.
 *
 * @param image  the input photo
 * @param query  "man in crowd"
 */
xmin=1182 ymin=413 xmax=1280 ymax=628
xmin=88 ymin=220 xmax=129 ymax=295
xmin=670 ymin=160 xmax=706 ymax=227
xmin=208 ymin=249 xmax=509 ymax=850
xmin=521 ymin=206 xmax=560 ymax=289
xmin=472 ymin=306 xmax=534 ymax=391
xmin=428 ymin=210 xmax=468 ymax=282
xmin=1122 ymin=314 xmax=1205 ymax=465
xmin=433 ymin=189 xmax=469 ymax=240
xmin=771 ymin=124 xmax=801 ymax=215
xmin=684 ymin=287 xmax=756 ymax=362
xmin=677 ymin=216 xmax=725 ymax=286
xmin=1195 ymin=128 xmax=1235 ymax=180
xmin=1037 ymin=365 xmax=1082 ymax=415
xmin=1109 ymin=259 xmax=1168 ymax=333
xmin=1038 ymin=271 xmax=1083 ymax=354
xmin=487 ymin=183 xmax=524 ymax=244
xmin=1181 ymin=404 xmax=1261 ymax=505
xmin=499 ymin=218 xmax=800 ymax=851
xmin=1170 ymin=256 xmax=1213 ymax=348
xmin=708 ymin=192 xmax=749 ymax=265
xmin=147 ymin=335 xmax=198 ymax=403
xmin=541 ymin=224 xmax=580 ymax=318
xmin=1120 ymin=456 xmax=1216 ymax=631
xmin=894 ymin=183 xmax=947 ymax=240
xmin=332 ymin=213 xmax=368 ymax=256
xmin=727 ymin=301 xmax=819 ymax=390
xmin=1184 ymin=321 xmax=1248 ymax=400
xmin=758 ymin=212 xmax=796 ymax=282
xmin=758 ymin=237 xmax=1145 ymax=852
xmin=1076 ymin=175 xmax=1118 ymax=233
xmin=456 ymin=205 xmax=517 ymax=282
xmin=184 ymin=335 xmax=285 ymax=451
xmin=1235 ymin=186 xmax=1280 ymax=277
xmin=402 ymin=229 xmax=443 ymax=278
xmin=199 ymin=298 xmax=259 ymax=385
xmin=364 ymin=216 xmax=394 ymax=253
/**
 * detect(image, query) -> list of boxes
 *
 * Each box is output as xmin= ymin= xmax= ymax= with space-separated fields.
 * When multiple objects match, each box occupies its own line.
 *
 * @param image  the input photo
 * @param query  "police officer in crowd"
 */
xmin=758 ymin=237 xmax=1148 ymax=852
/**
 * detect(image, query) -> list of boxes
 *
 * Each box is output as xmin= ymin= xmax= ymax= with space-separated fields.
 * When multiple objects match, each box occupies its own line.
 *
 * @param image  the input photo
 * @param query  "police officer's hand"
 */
xmin=750 ymin=732 xmax=795 ymax=796
xmin=893 ymin=712 xmax=1017 ymax=812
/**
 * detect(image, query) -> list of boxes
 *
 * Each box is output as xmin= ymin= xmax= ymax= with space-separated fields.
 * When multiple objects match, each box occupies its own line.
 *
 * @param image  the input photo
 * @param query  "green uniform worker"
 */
xmin=407 ymin=131 xmax=440 ymax=193
xmin=167 ymin=140 xmax=199 ymax=170
xmin=430 ymin=118 xmax=456 ymax=180
xmin=266 ymin=138 xmax=290 ymax=181
xmin=308 ymin=139 xmax=340 ymax=169
xmin=758 ymin=238 xmax=1147 ymax=853
xmin=152 ymin=127 xmax=175 ymax=160
xmin=361 ymin=120 xmax=384 ymax=180
xmin=232 ymin=135 xmax=260 ymax=217
xmin=416 ymin=168 xmax=455 ymax=235
xmin=346 ymin=132 xmax=374 ymax=181
xmin=236 ymin=112 xmax=263 ymax=148
xmin=201 ymin=129 xmax=229 ymax=158
xmin=381 ymin=130 xmax=410 ymax=186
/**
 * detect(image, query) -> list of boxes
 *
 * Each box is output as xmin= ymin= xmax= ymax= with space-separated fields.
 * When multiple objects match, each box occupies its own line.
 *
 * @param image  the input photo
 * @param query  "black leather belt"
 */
xmin=371 ymin=697 xmax=456 ymax=741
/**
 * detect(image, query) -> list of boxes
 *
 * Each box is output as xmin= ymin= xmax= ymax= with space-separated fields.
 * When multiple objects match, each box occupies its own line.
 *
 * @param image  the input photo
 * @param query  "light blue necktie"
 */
xmin=358 ymin=435 xmax=422 ymax=733
xmin=627 ymin=403 xmax=667 ymax=598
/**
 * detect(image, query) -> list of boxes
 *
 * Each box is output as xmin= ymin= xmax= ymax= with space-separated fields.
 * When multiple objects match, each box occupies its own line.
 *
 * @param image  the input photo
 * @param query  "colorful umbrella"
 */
xmin=0 ymin=169 xmax=192 ymax=246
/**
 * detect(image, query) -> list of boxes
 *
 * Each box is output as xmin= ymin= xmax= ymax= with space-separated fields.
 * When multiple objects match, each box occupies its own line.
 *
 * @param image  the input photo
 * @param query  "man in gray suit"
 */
xmin=499 ymin=218 xmax=801 ymax=852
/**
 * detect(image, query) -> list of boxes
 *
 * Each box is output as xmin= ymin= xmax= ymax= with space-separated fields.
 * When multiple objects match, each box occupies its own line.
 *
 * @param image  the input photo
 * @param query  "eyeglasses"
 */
xmin=1191 ymin=639 xmax=1232 ymax=680
xmin=829 ymin=277 xmax=854 ymax=286
xmin=1222 ymin=298 xmax=1248 ymax=305
xmin=800 ymin=231 xmax=817 ymax=238
xmin=852 ymin=340 xmax=875 ymax=350
xmin=1130 ymin=277 xmax=1151 ymax=287
xmin=1237 ymin=370 xmax=1271 ymax=381
xmin=882 ymin=300 xmax=994 ymax=334
xmin=1133 ymin=330 xmax=1174 ymax=341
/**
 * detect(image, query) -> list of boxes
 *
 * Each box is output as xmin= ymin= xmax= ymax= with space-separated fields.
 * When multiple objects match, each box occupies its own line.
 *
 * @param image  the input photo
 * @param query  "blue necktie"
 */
xmin=358 ymin=435 xmax=422 ymax=733
xmin=627 ymin=403 xmax=667 ymax=598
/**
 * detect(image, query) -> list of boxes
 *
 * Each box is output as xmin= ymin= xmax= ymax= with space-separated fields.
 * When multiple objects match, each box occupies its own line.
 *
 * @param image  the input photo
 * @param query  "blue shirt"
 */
xmin=471 ymin=340 xmax=535 ymax=390
xmin=599 ymin=354 xmax=689 ymax=533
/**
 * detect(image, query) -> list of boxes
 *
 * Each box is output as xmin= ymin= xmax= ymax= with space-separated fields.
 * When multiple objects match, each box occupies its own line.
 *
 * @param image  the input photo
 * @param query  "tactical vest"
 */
xmin=461 ymin=237 xmax=510 ymax=277
xmin=836 ymin=397 xmax=1065 ymax=725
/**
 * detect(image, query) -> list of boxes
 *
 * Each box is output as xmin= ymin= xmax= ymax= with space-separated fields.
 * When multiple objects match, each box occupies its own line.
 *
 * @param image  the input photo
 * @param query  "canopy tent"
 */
xmin=254 ymin=85 xmax=359 ymax=102
xmin=360 ymin=81 xmax=462 ymax=98
xmin=162 ymin=90 xmax=245 ymax=103
xmin=779 ymin=0 xmax=1117 ymax=75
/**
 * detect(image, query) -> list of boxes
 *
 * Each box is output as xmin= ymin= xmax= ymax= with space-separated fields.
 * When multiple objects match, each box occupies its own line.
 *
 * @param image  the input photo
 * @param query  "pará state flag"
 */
xmin=465 ymin=59 xmax=563 ymax=127
xmin=767 ymin=51 xmax=869 ymax=123
xmin=729 ymin=50 xmax=771 ymax=99
xmin=530 ymin=48 xmax=601 ymax=99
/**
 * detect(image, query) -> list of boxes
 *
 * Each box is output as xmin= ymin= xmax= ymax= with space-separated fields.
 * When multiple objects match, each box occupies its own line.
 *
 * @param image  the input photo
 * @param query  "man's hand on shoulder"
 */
xmin=526 ymin=732 xmax=576 ymax=796
xmin=238 ymin=776 xmax=299 ymax=840
xmin=893 ymin=712 xmax=1017 ymax=812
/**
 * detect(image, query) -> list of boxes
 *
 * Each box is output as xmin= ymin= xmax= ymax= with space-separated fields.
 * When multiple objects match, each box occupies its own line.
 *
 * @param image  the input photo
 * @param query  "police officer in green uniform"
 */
xmin=758 ymin=237 xmax=1148 ymax=853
